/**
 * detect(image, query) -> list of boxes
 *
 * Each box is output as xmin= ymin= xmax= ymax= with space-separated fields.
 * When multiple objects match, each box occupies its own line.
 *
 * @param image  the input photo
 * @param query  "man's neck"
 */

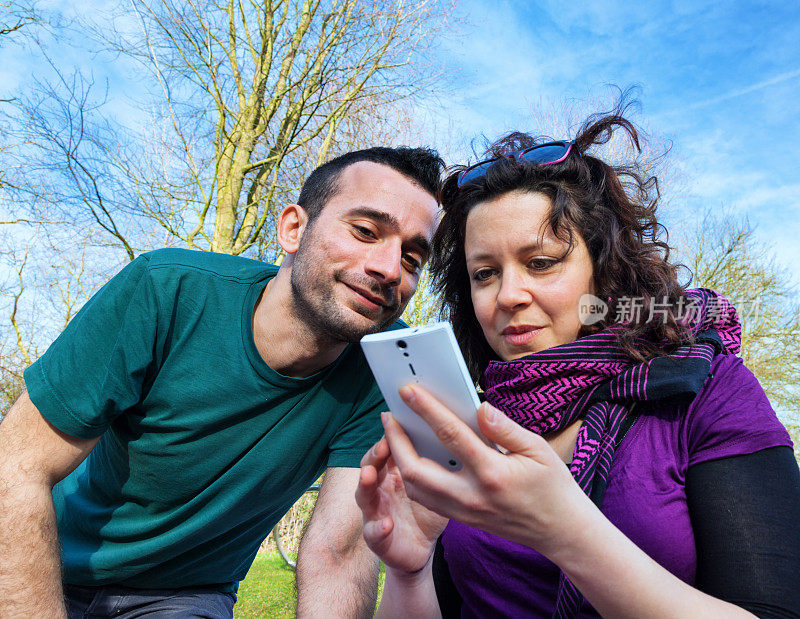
xmin=252 ymin=269 xmax=348 ymax=378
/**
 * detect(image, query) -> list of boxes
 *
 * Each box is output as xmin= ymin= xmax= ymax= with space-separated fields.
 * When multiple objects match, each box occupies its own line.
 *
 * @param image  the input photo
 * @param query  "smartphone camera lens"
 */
xmin=396 ymin=340 xmax=407 ymax=349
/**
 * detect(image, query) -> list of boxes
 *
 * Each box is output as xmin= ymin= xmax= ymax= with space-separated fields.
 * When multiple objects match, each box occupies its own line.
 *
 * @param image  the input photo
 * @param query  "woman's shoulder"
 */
xmin=681 ymin=353 xmax=793 ymax=467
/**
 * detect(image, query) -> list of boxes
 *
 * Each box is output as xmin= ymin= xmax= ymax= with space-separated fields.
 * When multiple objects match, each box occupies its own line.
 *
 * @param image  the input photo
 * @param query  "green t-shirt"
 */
xmin=24 ymin=248 xmax=394 ymax=590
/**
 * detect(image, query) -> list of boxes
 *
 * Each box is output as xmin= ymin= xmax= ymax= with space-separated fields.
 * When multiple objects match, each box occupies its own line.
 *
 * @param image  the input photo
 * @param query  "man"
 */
xmin=0 ymin=146 xmax=443 ymax=617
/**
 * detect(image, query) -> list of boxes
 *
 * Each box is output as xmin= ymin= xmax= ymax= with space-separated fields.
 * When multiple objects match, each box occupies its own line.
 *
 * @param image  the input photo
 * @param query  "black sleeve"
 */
xmin=432 ymin=534 xmax=462 ymax=618
xmin=686 ymin=446 xmax=800 ymax=618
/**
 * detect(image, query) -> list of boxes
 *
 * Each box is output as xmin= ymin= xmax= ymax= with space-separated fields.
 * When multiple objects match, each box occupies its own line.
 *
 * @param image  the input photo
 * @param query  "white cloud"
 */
xmin=681 ymin=68 xmax=800 ymax=112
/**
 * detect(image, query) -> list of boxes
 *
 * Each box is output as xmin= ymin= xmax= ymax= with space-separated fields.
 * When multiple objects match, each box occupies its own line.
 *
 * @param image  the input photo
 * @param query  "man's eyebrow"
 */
xmin=410 ymin=234 xmax=431 ymax=260
xmin=346 ymin=207 xmax=431 ymax=258
xmin=347 ymin=207 xmax=400 ymax=228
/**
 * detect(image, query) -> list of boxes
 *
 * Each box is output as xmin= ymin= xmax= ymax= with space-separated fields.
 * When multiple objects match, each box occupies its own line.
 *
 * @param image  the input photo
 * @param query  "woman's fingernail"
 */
xmin=381 ymin=411 xmax=390 ymax=425
xmin=398 ymin=385 xmax=415 ymax=403
xmin=485 ymin=405 xmax=497 ymax=423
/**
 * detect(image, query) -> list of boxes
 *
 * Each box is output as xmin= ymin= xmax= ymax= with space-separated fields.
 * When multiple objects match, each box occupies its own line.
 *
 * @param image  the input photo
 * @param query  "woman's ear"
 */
xmin=276 ymin=204 xmax=309 ymax=255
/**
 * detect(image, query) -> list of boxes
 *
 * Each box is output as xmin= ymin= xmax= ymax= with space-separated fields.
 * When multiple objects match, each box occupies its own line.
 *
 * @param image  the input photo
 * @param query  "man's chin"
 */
xmin=337 ymin=304 xmax=400 ymax=341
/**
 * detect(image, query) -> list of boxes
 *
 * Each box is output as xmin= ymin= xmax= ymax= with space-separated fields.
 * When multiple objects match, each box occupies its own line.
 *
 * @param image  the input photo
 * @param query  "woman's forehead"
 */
xmin=465 ymin=191 xmax=564 ymax=250
xmin=468 ymin=190 xmax=552 ymax=225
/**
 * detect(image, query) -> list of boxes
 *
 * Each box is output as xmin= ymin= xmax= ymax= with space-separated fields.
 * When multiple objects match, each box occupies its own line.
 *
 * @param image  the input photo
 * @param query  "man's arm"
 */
xmin=295 ymin=466 xmax=380 ymax=618
xmin=0 ymin=391 xmax=99 ymax=618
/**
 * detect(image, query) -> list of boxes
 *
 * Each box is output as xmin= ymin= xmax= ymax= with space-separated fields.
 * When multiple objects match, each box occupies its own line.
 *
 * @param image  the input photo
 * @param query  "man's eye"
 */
xmin=402 ymin=254 xmax=421 ymax=273
xmin=353 ymin=225 xmax=377 ymax=239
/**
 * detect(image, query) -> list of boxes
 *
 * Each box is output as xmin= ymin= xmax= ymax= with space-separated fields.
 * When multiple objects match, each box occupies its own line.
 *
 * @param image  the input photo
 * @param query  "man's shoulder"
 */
xmin=141 ymin=248 xmax=279 ymax=283
xmin=336 ymin=319 xmax=409 ymax=383
xmin=386 ymin=318 xmax=409 ymax=333
xmin=346 ymin=320 xmax=408 ymax=366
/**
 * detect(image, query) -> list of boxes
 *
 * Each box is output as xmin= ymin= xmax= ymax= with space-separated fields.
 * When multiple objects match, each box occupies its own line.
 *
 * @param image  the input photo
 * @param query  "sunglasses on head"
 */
xmin=457 ymin=141 xmax=576 ymax=188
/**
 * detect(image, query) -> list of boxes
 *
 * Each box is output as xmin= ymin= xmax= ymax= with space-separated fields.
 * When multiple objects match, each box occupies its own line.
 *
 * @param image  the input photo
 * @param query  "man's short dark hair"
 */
xmin=297 ymin=146 xmax=444 ymax=220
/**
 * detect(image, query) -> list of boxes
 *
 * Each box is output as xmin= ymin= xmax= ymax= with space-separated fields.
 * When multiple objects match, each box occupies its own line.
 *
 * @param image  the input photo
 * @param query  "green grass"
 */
xmin=234 ymin=554 xmax=297 ymax=618
xmin=234 ymin=553 xmax=386 ymax=618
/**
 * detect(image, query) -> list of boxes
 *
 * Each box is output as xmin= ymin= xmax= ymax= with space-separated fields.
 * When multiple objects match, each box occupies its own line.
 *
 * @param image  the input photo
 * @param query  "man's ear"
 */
xmin=276 ymin=204 xmax=309 ymax=255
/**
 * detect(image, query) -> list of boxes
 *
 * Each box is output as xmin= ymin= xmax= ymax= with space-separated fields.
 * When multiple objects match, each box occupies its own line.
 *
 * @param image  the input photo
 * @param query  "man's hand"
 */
xmin=0 ymin=391 xmax=99 ymax=618
xmin=295 ymin=467 xmax=379 ymax=618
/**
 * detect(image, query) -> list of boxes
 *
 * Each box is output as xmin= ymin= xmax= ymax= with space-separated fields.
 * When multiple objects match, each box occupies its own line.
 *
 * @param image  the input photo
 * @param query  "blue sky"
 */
xmin=2 ymin=0 xmax=799 ymax=287
xmin=435 ymin=0 xmax=800 ymax=288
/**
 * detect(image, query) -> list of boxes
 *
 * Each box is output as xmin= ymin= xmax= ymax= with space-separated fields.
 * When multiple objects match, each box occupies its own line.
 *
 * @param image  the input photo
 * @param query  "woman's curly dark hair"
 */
xmin=430 ymin=98 xmax=690 ymax=383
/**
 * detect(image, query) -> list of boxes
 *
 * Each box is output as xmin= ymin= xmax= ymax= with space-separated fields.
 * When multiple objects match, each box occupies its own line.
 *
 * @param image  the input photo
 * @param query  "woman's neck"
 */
xmin=545 ymin=419 xmax=584 ymax=464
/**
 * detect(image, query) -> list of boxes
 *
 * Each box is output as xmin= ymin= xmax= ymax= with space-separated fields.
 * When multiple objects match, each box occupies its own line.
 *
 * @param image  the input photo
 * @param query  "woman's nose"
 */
xmin=495 ymin=270 xmax=533 ymax=311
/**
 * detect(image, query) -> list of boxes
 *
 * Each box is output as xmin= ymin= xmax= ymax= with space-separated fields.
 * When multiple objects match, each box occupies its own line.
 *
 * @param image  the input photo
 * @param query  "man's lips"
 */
xmin=501 ymin=324 xmax=544 ymax=346
xmin=343 ymin=283 xmax=393 ymax=310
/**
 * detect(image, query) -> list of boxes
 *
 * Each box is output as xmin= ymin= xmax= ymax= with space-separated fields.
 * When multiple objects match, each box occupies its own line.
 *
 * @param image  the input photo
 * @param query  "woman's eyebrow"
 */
xmin=466 ymin=240 xmax=560 ymax=262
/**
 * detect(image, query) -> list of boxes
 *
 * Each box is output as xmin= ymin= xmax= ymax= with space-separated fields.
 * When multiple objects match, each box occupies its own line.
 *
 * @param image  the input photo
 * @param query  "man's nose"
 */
xmin=364 ymin=242 xmax=402 ymax=286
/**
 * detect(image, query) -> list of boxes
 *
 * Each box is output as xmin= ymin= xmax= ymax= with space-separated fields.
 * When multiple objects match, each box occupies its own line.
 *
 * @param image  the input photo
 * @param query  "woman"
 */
xmin=355 ymin=106 xmax=800 ymax=618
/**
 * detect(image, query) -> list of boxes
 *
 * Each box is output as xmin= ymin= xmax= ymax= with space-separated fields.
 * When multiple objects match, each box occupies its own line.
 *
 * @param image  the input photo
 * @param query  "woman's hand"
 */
xmin=382 ymin=385 xmax=599 ymax=561
xmin=355 ymin=435 xmax=448 ymax=574
xmin=370 ymin=386 xmax=759 ymax=618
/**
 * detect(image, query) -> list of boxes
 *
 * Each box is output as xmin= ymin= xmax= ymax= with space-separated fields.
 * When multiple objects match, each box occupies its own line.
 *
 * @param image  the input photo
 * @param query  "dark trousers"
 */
xmin=64 ymin=584 xmax=236 ymax=618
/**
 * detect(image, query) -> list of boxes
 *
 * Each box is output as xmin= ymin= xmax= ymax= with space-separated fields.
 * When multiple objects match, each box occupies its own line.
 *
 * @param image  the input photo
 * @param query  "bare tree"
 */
xmin=6 ymin=0 xmax=453 ymax=262
xmin=0 ymin=0 xmax=38 ymax=40
xmin=786 ymin=423 xmax=800 ymax=466
xmin=0 ymin=247 xmax=34 ymax=416
xmin=679 ymin=210 xmax=800 ymax=419
xmin=0 ymin=231 xmax=103 ymax=416
xmin=401 ymin=266 xmax=439 ymax=326
xmin=0 ymin=0 xmax=41 ymax=408
xmin=6 ymin=68 xmax=140 ymax=259
xmin=511 ymin=88 xmax=683 ymax=210
xmin=0 ymin=0 xmax=40 ymax=193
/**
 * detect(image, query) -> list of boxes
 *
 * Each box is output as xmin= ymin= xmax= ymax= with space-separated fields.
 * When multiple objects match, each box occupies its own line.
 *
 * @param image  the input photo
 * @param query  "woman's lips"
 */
xmin=501 ymin=325 xmax=543 ymax=346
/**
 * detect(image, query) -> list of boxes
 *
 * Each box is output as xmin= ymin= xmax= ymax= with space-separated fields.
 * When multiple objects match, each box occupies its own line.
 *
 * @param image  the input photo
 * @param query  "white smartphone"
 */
xmin=360 ymin=322 xmax=483 ymax=471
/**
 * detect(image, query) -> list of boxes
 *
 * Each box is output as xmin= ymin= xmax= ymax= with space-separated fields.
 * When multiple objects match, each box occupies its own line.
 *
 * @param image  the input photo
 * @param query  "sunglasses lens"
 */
xmin=456 ymin=142 xmax=573 ymax=188
xmin=518 ymin=142 xmax=571 ymax=165
xmin=457 ymin=159 xmax=498 ymax=187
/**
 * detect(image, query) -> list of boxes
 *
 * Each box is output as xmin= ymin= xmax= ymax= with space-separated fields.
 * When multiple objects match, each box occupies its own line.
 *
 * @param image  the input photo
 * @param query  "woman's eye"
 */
xmin=472 ymin=268 xmax=494 ymax=282
xmin=529 ymin=258 xmax=556 ymax=271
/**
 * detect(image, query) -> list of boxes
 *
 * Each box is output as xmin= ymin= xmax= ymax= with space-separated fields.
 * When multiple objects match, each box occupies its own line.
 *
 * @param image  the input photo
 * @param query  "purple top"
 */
xmin=442 ymin=354 xmax=793 ymax=617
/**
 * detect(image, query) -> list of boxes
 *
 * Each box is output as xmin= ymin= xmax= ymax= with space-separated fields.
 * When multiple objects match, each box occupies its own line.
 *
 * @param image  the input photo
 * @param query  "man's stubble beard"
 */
xmin=289 ymin=231 xmax=405 ymax=344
